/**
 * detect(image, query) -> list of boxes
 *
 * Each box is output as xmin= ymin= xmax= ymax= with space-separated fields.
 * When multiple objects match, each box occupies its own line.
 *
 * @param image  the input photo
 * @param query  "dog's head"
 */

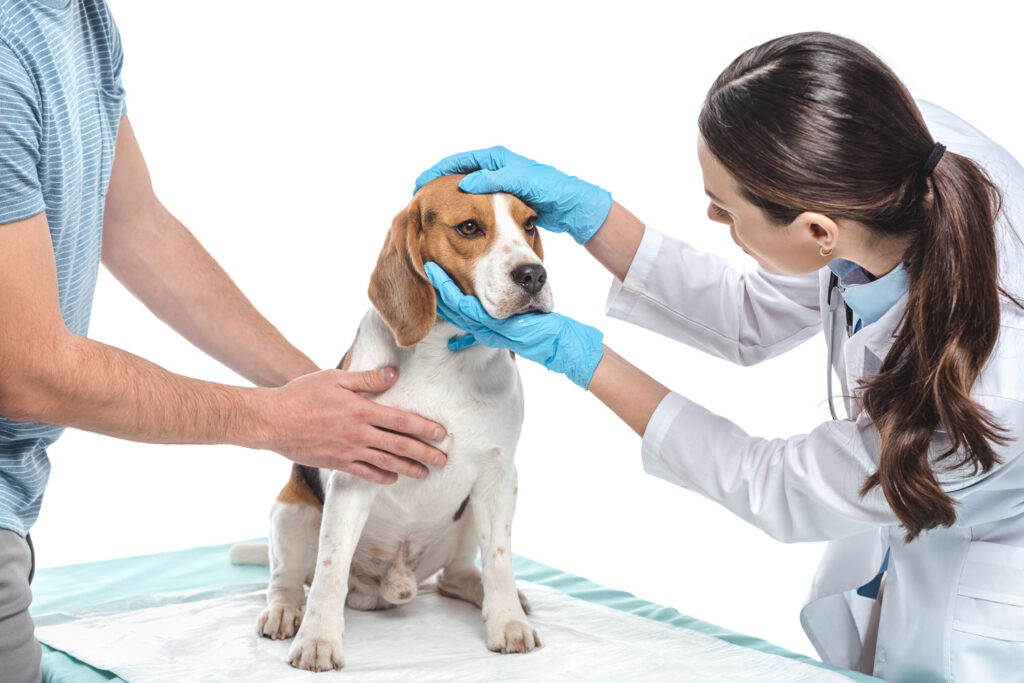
xmin=369 ymin=174 xmax=552 ymax=347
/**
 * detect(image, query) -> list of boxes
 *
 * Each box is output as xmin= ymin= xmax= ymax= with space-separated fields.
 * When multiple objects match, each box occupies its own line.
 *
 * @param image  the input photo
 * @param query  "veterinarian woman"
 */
xmin=418 ymin=32 xmax=1024 ymax=683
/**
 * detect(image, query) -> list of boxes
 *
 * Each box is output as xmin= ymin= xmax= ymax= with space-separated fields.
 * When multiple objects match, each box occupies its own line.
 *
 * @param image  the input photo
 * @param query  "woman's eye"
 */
xmin=456 ymin=220 xmax=481 ymax=236
xmin=710 ymin=203 xmax=731 ymax=219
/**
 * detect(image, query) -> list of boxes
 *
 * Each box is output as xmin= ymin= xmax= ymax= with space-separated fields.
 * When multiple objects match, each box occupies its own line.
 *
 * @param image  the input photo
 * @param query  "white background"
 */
xmin=30 ymin=0 xmax=1023 ymax=661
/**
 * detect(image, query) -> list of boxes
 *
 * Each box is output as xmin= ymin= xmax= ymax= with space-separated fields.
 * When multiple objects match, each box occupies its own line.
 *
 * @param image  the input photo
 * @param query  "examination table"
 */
xmin=29 ymin=542 xmax=880 ymax=682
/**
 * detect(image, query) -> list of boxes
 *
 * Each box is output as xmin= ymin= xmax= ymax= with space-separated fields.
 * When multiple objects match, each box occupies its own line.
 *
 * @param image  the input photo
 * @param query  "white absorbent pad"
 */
xmin=35 ymin=581 xmax=849 ymax=682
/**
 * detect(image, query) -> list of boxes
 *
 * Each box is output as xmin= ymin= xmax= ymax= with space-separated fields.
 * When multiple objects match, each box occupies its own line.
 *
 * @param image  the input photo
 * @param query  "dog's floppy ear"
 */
xmin=368 ymin=198 xmax=436 ymax=347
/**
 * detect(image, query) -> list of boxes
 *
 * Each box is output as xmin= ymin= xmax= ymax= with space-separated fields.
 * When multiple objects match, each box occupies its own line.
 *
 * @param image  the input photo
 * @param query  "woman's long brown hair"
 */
xmin=698 ymin=32 xmax=1013 ymax=541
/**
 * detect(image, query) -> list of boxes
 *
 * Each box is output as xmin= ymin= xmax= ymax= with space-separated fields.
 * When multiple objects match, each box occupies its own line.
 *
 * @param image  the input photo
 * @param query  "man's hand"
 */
xmin=0 ymin=210 xmax=445 ymax=486
xmin=261 ymin=367 xmax=448 ymax=485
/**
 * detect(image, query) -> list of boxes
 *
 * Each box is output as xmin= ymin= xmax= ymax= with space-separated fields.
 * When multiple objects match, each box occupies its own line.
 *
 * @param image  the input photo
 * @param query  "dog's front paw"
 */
xmin=487 ymin=618 xmax=541 ymax=654
xmin=287 ymin=630 xmax=345 ymax=672
xmin=257 ymin=603 xmax=302 ymax=640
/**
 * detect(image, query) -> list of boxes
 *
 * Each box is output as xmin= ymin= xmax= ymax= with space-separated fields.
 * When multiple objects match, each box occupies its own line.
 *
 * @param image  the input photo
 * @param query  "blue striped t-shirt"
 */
xmin=0 ymin=0 xmax=125 ymax=536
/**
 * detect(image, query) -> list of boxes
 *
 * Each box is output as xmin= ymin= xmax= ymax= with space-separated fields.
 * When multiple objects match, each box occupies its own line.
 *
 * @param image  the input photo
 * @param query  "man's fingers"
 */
xmin=370 ymin=426 xmax=446 ymax=468
xmin=344 ymin=461 xmax=399 ymax=485
xmin=336 ymin=367 xmax=399 ymax=394
xmin=361 ymin=447 xmax=431 ymax=479
xmin=370 ymin=403 xmax=446 ymax=446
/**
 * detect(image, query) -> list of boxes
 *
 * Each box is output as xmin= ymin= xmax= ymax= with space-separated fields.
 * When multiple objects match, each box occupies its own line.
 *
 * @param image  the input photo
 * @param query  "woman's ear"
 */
xmin=367 ymin=198 xmax=437 ymax=347
xmin=792 ymin=211 xmax=840 ymax=256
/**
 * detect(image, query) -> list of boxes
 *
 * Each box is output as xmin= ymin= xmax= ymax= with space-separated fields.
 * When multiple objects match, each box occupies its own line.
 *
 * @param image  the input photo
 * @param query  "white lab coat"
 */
xmin=605 ymin=101 xmax=1024 ymax=683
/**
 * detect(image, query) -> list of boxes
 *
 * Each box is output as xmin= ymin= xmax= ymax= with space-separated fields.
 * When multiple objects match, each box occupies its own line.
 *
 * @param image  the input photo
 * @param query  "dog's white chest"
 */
xmin=341 ymin=309 xmax=525 ymax=578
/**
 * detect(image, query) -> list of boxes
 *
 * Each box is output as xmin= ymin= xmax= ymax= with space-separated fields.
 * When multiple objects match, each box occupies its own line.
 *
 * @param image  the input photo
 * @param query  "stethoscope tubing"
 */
xmin=826 ymin=272 xmax=853 ymax=421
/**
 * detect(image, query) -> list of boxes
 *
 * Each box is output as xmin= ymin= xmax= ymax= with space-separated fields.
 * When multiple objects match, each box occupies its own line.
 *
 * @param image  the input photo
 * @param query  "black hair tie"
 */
xmin=922 ymin=142 xmax=946 ymax=177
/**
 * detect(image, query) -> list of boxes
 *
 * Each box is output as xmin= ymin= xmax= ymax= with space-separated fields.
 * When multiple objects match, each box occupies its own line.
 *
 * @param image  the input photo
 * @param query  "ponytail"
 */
xmin=698 ymin=31 xmax=1014 ymax=540
xmin=859 ymin=153 xmax=1008 ymax=540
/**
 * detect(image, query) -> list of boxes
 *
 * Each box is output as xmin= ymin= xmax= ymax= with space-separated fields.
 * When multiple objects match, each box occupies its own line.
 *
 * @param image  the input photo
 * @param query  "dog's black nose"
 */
xmin=510 ymin=264 xmax=547 ymax=296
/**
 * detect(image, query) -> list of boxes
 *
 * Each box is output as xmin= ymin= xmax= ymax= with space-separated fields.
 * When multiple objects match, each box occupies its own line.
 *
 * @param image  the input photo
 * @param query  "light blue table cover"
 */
xmin=29 ymin=541 xmax=878 ymax=682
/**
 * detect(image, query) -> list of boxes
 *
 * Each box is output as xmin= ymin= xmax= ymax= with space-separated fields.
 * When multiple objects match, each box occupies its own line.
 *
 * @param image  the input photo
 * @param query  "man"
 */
xmin=0 ymin=2 xmax=446 ymax=680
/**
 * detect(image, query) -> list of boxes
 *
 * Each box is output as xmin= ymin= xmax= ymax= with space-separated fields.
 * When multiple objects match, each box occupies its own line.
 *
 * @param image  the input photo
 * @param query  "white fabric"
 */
xmin=605 ymin=100 xmax=1024 ymax=683
xmin=34 ymin=581 xmax=847 ymax=682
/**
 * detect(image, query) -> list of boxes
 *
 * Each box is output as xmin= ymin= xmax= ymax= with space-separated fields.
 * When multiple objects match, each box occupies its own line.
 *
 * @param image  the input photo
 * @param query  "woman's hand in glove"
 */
xmin=424 ymin=262 xmax=605 ymax=389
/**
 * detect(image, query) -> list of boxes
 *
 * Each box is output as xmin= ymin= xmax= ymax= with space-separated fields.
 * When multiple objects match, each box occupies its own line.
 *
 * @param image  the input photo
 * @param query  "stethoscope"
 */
xmin=825 ymin=271 xmax=855 ymax=421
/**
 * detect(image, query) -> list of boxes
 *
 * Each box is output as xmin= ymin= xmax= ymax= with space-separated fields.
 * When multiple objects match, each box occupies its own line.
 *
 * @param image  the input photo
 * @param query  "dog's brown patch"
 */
xmin=505 ymin=194 xmax=543 ymax=261
xmin=412 ymin=180 xmax=494 ymax=313
xmin=275 ymin=467 xmax=324 ymax=511
xmin=497 ymin=547 xmax=505 ymax=556
xmin=370 ymin=546 xmax=390 ymax=559
xmin=322 ymin=558 xmax=332 ymax=566
xmin=336 ymin=329 xmax=359 ymax=371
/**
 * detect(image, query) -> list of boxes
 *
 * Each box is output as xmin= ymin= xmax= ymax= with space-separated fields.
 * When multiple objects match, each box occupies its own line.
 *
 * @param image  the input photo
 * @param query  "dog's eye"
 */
xmin=456 ymin=220 xmax=481 ymax=237
xmin=524 ymin=216 xmax=537 ymax=233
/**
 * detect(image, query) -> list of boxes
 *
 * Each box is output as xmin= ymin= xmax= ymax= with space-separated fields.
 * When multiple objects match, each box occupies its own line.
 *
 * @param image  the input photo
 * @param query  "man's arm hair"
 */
xmin=0 ymin=211 xmax=271 ymax=446
xmin=0 ymin=118 xmax=447 ymax=483
xmin=0 ymin=211 xmax=446 ymax=483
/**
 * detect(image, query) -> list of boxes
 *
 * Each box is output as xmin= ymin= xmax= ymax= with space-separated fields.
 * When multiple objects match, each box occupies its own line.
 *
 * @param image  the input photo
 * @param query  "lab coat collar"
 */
xmin=828 ymin=258 xmax=909 ymax=329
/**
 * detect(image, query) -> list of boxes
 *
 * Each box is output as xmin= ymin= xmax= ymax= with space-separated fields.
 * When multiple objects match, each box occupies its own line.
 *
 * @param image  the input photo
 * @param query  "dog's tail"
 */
xmin=228 ymin=542 xmax=270 ymax=566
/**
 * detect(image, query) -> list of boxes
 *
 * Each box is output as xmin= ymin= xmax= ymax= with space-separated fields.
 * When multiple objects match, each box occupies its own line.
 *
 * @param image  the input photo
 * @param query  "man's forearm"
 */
xmin=105 ymin=204 xmax=318 ymax=387
xmin=101 ymin=117 xmax=316 ymax=388
xmin=8 ymin=332 xmax=271 ymax=448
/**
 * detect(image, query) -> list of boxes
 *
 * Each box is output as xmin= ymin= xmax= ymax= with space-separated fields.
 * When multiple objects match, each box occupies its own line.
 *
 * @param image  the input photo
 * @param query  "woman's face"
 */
xmin=697 ymin=135 xmax=827 ymax=275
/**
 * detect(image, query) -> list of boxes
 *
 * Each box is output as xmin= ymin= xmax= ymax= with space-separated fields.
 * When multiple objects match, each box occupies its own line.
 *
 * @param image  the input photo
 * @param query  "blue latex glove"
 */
xmin=414 ymin=146 xmax=613 ymax=245
xmin=424 ymin=262 xmax=605 ymax=389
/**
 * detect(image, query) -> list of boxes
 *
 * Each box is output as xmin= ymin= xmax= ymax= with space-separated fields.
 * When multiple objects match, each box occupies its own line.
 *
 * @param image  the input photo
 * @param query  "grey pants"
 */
xmin=0 ymin=529 xmax=41 ymax=683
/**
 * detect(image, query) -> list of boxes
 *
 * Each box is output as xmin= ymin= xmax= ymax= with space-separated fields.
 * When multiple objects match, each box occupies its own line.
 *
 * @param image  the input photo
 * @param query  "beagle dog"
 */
xmin=251 ymin=175 xmax=548 ymax=671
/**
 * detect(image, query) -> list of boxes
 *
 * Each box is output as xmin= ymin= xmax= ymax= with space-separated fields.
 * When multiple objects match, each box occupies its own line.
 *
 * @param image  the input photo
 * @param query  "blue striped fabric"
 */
xmin=0 ymin=0 xmax=125 ymax=536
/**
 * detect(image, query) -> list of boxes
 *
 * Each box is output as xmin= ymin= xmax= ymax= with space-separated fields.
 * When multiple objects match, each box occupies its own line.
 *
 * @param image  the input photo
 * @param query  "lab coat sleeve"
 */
xmin=605 ymin=227 xmax=822 ymax=365
xmin=641 ymin=391 xmax=898 ymax=542
xmin=642 ymin=389 xmax=1024 ymax=543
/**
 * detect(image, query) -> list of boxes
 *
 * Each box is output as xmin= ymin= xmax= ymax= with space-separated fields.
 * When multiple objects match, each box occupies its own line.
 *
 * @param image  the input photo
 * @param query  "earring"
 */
xmin=819 ymin=246 xmax=834 ymax=257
